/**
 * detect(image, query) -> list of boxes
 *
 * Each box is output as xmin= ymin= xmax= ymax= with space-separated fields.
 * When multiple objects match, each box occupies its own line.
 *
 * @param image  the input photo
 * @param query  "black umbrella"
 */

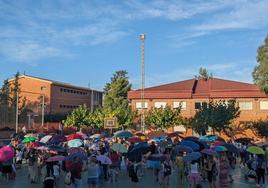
xmin=148 ymin=154 xmax=166 ymax=162
xmin=183 ymin=136 xmax=199 ymax=141
xmin=235 ymin=138 xmax=252 ymax=145
xmin=223 ymin=143 xmax=239 ymax=153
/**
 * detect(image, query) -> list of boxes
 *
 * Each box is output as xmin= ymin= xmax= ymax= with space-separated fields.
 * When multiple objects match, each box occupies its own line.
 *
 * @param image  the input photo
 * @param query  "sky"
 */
xmin=0 ymin=0 xmax=268 ymax=91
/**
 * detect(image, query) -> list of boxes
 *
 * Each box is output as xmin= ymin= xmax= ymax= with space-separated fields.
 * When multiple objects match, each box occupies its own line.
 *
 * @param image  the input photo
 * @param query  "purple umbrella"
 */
xmin=49 ymin=135 xmax=67 ymax=144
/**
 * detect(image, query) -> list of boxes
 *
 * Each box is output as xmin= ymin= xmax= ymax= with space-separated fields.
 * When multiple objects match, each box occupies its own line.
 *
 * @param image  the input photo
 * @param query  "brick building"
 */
xmin=9 ymin=75 xmax=103 ymax=114
xmin=128 ymin=78 xmax=268 ymax=132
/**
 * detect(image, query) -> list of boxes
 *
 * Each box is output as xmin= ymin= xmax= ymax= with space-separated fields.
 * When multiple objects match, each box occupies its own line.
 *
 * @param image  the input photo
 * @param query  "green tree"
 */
xmin=145 ymin=106 xmax=182 ymax=131
xmin=253 ymin=35 xmax=268 ymax=93
xmin=90 ymin=108 xmax=105 ymax=128
xmin=251 ymin=120 xmax=268 ymax=138
xmin=195 ymin=67 xmax=213 ymax=80
xmin=103 ymin=70 xmax=135 ymax=128
xmin=63 ymin=105 xmax=91 ymax=129
xmin=190 ymin=100 xmax=240 ymax=135
xmin=0 ymin=79 xmax=10 ymax=106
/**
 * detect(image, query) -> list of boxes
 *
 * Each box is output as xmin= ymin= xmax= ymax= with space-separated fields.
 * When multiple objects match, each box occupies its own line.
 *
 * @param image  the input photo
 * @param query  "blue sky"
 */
xmin=1 ymin=0 xmax=268 ymax=90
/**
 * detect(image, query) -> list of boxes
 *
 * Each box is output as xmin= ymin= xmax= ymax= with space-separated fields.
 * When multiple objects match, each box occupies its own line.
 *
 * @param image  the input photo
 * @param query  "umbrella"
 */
xmin=22 ymin=136 xmax=36 ymax=143
xmin=97 ymin=155 xmax=112 ymax=165
xmin=201 ymin=149 xmax=218 ymax=156
xmin=29 ymin=142 xmax=44 ymax=149
xmin=256 ymin=142 xmax=268 ymax=147
xmin=0 ymin=146 xmax=15 ymax=162
xmin=181 ymin=140 xmax=200 ymax=151
xmin=147 ymin=131 xmax=167 ymax=139
xmin=48 ymin=145 xmax=66 ymax=153
xmin=49 ymin=135 xmax=67 ymax=144
xmin=183 ymin=136 xmax=199 ymax=141
xmin=65 ymin=152 xmax=88 ymax=161
xmin=247 ymin=146 xmax=265 ymax=155
xmin=127 ymin=137 xmax=143 ymax=143
xmin=157 ymin=140 xmax=169 ymax=148
xmin=148 ymin=154 xmax=166 ymax=162
xmin=67 ymin=134 xmax=83 ymax=141
xmin=135 ymin=132 xmax=145 ymax=137
xmin=76 ymin=132 xmax=88 ymax=139
xmin=152 ymin=136 xmax=167 ymax=142
xmin=214 ymin=146 xmax=227 ymax=152
xmin=113 ymin=131 xmax=133 ymax=139
xmin=172 ymin=145 xmax=193 ymax=154
xmin=67 ymin=139 xmax=83 ymax=148
xmin=36 ymin=146 xmax=49 ymax=151
xmin=167 ymin=131 xmax=183 ymax=138
xmin=68 ymin=147 xmax=86 ymax=155
xmin=223 ymin=143 xmax=239 ymax=153
xmin=40 ymin=135 xmax=53 ymax=143
xmin=183 ymin=152 xmax=201 ymax=162
xmin=46 ymin=155 xmax=65 ymax=162
xmin=90 ymin=134 xmax=101 ymax=139
xmin=111 ymin=143 xmax=127 ymax=153
xmin=214 ymin=141 xmax=225 ymax=147
xmin=235 ymin=138 xmax=252 ymax=145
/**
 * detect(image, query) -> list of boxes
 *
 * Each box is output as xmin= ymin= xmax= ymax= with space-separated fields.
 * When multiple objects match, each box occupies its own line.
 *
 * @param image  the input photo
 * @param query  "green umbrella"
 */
xmin=247 ymin=146 xmax=265 ymax=155
xmin=22 ymin=136 xmax=36 ymax=143
xmin=111 ymin=143 xmax=127 ymax=153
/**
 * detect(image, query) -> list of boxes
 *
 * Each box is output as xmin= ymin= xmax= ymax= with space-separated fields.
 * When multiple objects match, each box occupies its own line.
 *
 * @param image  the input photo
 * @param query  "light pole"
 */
xmin=41 ymin=86 xmax=46 ymax=130
xmin=15 ymin=91 xmax=19 ymax=133
xmin=140 ymin=33 xmax=145 ymax=133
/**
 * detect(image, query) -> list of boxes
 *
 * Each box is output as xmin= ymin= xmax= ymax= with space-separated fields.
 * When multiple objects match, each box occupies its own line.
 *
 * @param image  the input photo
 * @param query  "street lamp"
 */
xmin=139 ymin=33 xmax=145 ymax=133
xmin=41 ymin=86 xmax=46 ymax=130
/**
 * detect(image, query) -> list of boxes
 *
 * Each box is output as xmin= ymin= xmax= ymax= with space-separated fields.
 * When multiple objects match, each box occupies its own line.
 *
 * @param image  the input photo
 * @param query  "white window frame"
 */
xmin=136 ymin=102 xmax=148 ymax=109
xmin=260 ymin=101 xmax=268 ymax=110
xmin=238 ymin=101 xmax=253 ymax=110
xmin=194 ymin=101 xmax=207 ymax=110
xmin=154 ymin=102 xmax=167 ymax=108
xmin=173 ymin=101 xmax=186 ymax=110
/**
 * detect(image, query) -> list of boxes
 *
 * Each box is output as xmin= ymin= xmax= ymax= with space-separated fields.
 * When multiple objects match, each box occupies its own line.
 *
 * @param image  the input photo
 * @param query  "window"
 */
xmin=173 ymin=101 xmax=186 ymax=110
xmin=154 ymin=102 xmax=167 ymax=108
xmin=136 ymin=102 xmax=148 ymax=109
xmin=60 ymin=88 xmax=63 ymax=92
xmin=238 ymin=101 xmax=252 ymax=110
xmin=195 ymin=102 xmax=207 ymax=110
xmin=260 ymin=101 xmax=268 ymax=110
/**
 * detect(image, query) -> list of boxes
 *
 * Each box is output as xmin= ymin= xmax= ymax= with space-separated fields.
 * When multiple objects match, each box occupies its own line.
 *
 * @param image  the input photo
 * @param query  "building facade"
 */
xmin=9 ymin=75 xmax=103 ymax=115
xmin=128 ymin=78 xmax=268 ymax=125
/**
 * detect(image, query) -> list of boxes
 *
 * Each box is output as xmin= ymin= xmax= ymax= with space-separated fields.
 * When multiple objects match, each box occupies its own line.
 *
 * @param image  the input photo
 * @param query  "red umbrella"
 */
xmin=67 ymin=134 xmax=83 ymax=141
xmin=127 ymin=137 xmax=143 ymax=143
xmin=29 ymin=142 xmax=42 ymax=149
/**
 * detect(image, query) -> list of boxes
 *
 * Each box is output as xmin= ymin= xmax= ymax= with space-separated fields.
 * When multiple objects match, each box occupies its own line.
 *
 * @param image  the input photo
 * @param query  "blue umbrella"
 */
xmin=183 ymin=152 xmax=201 ymax=162
xmin=113 ymin=131 xmax=133 ymax=138
xmin=152 ymin=136 xmax=166 ymax=142
xmin=65 ymin=152 xmax=88 ymax=161
xmin=181 ymin=140 xmax=200 ymax=151
xmin=67 ymin=139 xmax=83 ymax=148
xmin=223 ymin=143 xmax=239 ymax=153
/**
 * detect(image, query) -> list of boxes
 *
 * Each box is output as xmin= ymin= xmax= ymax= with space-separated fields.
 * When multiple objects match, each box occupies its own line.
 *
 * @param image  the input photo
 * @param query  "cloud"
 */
xmin=193 ymin=0 xmax=268 ymax=31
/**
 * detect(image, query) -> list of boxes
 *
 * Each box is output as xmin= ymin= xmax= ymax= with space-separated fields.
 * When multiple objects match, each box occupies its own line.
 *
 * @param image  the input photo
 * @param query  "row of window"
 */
xmin=135 ymin=101 xmax=268 ymax=110
xmin=60 ymin=88 xmax=88 ymax=95
xmin=59 ymin=104 xmax=79 ymax=109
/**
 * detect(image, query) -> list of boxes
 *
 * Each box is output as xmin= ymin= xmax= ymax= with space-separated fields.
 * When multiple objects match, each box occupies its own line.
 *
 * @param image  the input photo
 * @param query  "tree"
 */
xmin=63 ymin=105 xmax=91 ymax=129
xmin=195 ymin=67 xmax=213 ymax=80
xmin=0 ymin=79 xmax=10 ymax=106
xmin=102 ymin=70 xmax=135 ymax=128
xmin=90 ymin=108 xmax=105 ymax=128
xmin=145 ymin=106 xmax=182 ymax=131
xmin=253 ymin=35 xmax=268 ymax=93
xmin=190 ymin=100 xmax=240 ymax=135
xmin=251 ymin=120 xmax=268 ymax=138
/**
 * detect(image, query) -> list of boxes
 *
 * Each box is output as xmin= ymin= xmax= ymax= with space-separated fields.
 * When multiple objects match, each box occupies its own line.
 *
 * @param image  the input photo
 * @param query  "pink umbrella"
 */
xmin=46 ymin=155 xmax=65 ymax=162
xmin=0 ymin=146 xmax=15 ymax=162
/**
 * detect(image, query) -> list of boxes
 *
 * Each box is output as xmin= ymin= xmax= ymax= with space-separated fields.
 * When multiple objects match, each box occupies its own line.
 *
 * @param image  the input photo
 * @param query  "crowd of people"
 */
xmin=0 ymin=130 xmax=268 ymax=188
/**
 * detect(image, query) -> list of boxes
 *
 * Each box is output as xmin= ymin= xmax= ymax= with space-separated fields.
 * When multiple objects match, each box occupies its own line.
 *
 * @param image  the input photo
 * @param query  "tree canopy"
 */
xmin=251 ymin=120 xmax=268 ymax=138
xmin=190 ymin=100 xmax=240 ymax=135
xmin=195 ymin=67 xmax=213 ymax=80
xmin=253 ymin=35 xmax=268 ymax=93
xmin=145 ymin=106 xmax=182 ymax=131
xmin=102 ymin=70 xmax=135 ymax=128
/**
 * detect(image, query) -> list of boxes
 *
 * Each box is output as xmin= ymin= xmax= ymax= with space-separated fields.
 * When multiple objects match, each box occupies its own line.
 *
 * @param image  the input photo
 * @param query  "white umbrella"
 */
xmin=40 ymin=135 xmax=53 ymax=143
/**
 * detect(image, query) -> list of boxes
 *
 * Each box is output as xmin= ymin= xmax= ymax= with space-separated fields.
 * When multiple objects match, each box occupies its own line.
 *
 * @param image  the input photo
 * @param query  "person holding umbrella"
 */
xmin=219 ymin=152 xmax=229 ymax=187
xmin=175 ymin=152 xmax=186 ymax=186
xmin=70 ymin=157 xmax=83 ymax=188
xmin=87 ymin=156 xmax=100 ymax=188
xmin=161 ymin=155 xmax=172 ymax=188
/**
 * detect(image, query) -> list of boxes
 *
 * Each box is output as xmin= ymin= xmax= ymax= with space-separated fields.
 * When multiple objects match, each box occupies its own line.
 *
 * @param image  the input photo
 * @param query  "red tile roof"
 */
xmin=128 ymin=78 xmax=267 ymax=99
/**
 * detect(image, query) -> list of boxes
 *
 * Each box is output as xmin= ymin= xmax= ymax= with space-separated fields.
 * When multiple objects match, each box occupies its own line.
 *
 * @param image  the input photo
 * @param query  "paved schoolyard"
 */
xmin=2 ymin=164 xmax=265 ymax=188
